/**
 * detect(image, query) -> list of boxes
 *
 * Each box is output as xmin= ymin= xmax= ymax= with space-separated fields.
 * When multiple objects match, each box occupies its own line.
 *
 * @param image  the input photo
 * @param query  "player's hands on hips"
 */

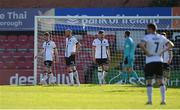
xmin=167 ymin=60 xmax=172 ymax=64
xmin=124 ymin=57 xmax=128 ymax=64
xmin=71 ymin=52 xmax=77 ymax=55
xmin=34 ymin=55 xmax=38 ymax=59
xmin=145 ymin=52 xmax=153 ymax=57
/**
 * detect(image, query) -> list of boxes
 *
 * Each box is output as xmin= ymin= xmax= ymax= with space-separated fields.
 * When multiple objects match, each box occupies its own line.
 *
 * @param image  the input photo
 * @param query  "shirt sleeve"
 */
xmin=73 ymin=38 xmax=78 ymax=45
xmin=162 ymin=35 xmax=170 ymax=45
xmin=106 ymin=40 xmax=109 ymax=47
xmin=52 ymin=42 xmax=56 ymax=48
xmin=92 ymin=40 xmax=96 ymax=46
xmin=141 ymin=35 xmax=148 ymax=43
xmin=129 ymin=40 xmax=135 ymax=59
xmin=42 ymin=42 xmax=46 ymax=49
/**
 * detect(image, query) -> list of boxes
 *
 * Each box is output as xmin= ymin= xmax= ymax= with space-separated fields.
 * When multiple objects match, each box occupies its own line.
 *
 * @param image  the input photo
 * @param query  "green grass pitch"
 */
xmin=0 ymin=84 xmax=180 ymax=109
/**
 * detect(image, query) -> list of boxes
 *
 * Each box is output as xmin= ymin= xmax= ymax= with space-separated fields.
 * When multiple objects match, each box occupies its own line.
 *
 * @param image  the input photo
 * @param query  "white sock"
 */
xmin=69 ymin=72 xmax=74 ymax=85
xmin=49 ymin=73 xmax=55 ymax=84
xmin=66 ymin=75 xmax=70 ymax=85
xmin=41 ymin=73 xmax=48 ymax=85
xmin=147 ymin=85 xmax=152 ymax=103
xmin=73 ymin=71 xmax=80 ymax=85
xmin=102 ymin=71 xmax=107 ymax=84
xmin=98 ymin=72 xmax=103 ymax=84
xmin=160 ymin=84 xmax=166 ymax=103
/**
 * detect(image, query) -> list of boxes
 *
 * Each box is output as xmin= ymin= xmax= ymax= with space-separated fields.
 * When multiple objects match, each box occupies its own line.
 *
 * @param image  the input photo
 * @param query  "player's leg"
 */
xmin=144 ymin=63 xmax=154 ymax=105
xmin=163 ymin=63 xmax=171 ymax=86
xmin=146 ymin=79 xmax=153 ymax=105
xmin=121 ymin=65 xmax=128 ymax=84
xmin=47 ymin=61 xmax=56 ymax=84
xmin=102 ymin=64 xmax=109 ymax=84
xmin=40 ymin=61 xmax=49 ymax=85
xmin=127 ymin=59 xmax=139 ymax=81
xmin=67 ymin=66 xmax=74 ymax=85
xmin=71 ymin=55 xmax=80 ymax=86
xmin=156 ymin=62 xmax=166 ymax=105
xmin=128 ymin=67 xmax=140 ymax=84
xmin=65 ymin=57 xmax=74 ymax=85
xmin=97 ymin=65 xmax=103 ymax=85
xmin=95 ymin=59 xmax=103 ymax=85
xmin=72 ymin=66 xmax=80 ymax=86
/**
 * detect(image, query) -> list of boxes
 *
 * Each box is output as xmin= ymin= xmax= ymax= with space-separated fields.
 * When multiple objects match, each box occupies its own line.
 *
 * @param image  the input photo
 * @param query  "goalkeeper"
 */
xmin=121 ymin=31 xmax=139 ymax=83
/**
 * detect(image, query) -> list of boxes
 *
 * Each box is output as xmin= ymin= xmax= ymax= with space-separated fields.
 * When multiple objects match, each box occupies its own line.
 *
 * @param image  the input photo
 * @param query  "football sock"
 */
xmin=121 ymin=72 xmax=128 ymax=83
xmin=147 ymin=84 xmax=153 ymax=103
xmin=49 ymin=73 xmax=55 ymax=84
xmin=73 ymin=70 xmax=80 ymax=85
xmin=69 ymin=72 xmax=74 ymax=85
xmin=98 ymin=72 xmax=103 ymax=84
xmin=131 ymin=71 xmax=139 ymax=80
xmin=40 ymin=73 xmax=48 ymax=85
xmin=160 ymin=84 xmax=166 ymax=103
xmin=102 ymin=71 xmax=107 ymax=84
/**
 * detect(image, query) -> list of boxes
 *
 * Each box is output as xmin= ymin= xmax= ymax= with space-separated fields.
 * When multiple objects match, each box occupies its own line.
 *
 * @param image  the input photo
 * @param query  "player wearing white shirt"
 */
xmin=65 ymin=29 xmax=81 ymax=86
xmin=161 ymin=32 xmax=173 ymax=86
xmin=92 ymin=30 xmax=110 ymax=85
xmin=35 ymin=32 xmax=59 ymax=85
xmin=139 ymin=24 xmax=174 ymax=105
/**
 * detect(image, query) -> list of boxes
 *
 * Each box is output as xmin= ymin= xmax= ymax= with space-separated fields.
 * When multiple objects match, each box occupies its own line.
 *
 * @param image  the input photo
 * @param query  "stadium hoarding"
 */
xmin=0 ymin=8 xmax=54 ymax=31
xmin=0 ymin=70 xmax=33 ymax=85
xmin=0 ymin=8 xmax=173 ymax=31
xmin=172 ymin=7 xmax=180 ymax=29
xmin=55 ymin=8 xmax=172 ymax=29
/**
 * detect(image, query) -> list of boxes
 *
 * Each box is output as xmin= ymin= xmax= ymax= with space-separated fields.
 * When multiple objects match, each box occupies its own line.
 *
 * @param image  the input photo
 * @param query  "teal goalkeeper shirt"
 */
xmin=124 ymin=36 xmax=135 ymax=60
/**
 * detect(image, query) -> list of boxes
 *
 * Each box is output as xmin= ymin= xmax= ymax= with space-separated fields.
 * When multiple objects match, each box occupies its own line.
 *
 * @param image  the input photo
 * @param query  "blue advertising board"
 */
xmin=0 ymin=8 xmax=172 ymax=31
xmin=0 ymin=8 xmax=54 ymax=31
xmin=55 ymin=8 xmax=171 ymax=16
xmin=55 ymin=8 xmax=172 ymax=29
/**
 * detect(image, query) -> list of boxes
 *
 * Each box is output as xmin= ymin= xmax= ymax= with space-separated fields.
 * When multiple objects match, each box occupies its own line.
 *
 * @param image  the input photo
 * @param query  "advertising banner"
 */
xmin=172 ymin=7 xmax=180 ymax=29
xmin=55 ymin=8 xmax=171 ymax=29
xmin=0 ymin=8 xmax=54 ymax=31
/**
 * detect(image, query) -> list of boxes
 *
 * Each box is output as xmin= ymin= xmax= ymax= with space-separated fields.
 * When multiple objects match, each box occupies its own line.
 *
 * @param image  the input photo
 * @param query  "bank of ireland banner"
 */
xmin=55 ymin=8 xmax=172 ymax=29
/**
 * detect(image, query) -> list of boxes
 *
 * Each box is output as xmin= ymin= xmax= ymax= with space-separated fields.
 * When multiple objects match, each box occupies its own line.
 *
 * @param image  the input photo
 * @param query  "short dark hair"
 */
xmin=65 ymin=29 xmax=72 ymax=32
xmin=44 ymin=32 xmax=50 ymax=36
xmin=98 ymin=30 xmax=105 ymax=34
xmin=125 ymin=31 xmax=130 ymax=36
xmin=147 ymin=23 xmax=157 ymax=31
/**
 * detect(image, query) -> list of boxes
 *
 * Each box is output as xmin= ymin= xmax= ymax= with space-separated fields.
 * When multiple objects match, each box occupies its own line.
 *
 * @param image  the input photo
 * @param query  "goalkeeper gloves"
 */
xmin=124 ymin=57 xmax=128 ymax=64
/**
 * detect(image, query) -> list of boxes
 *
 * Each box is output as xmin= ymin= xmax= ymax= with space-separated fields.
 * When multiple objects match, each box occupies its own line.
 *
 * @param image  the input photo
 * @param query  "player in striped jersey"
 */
xmin=161 ymin=32 xmax=173 ymax=86
xmin=92 ymin=30 xmax=110 ymax=85
xmin=139 ymin=24 xmax=174 ymax=105
xmin=35 ymin=32 xmax=59 ymax=85
xmin=64 ymin=29 xmax=81 ymax=86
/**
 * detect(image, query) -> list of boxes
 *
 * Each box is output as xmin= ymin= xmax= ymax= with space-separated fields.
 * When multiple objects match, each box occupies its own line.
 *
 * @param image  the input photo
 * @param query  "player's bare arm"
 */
xmin=168 ymin=50 xmax=173 ymax=64
xmin=72 ymin=42 xmax=81 ymax=55
xmin=34 ymin=49 xmax=45 ymax=59
xmin=139 ymin=41 xmax=151 ymax=56
xmin=92 ymin=46 xmax=96 ymax=63
xmin=106 ymin=46 xmax=111 ymax=61
xmin=54 ymin=47 xmax=59 ymax=62
xmin=160 ymin=41 xmax=174 ymax=55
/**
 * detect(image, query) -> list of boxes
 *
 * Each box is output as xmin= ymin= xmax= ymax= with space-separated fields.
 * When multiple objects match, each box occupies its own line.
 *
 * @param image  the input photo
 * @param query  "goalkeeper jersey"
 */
xmin=123 ymin=36 xmax=135 ymax=60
